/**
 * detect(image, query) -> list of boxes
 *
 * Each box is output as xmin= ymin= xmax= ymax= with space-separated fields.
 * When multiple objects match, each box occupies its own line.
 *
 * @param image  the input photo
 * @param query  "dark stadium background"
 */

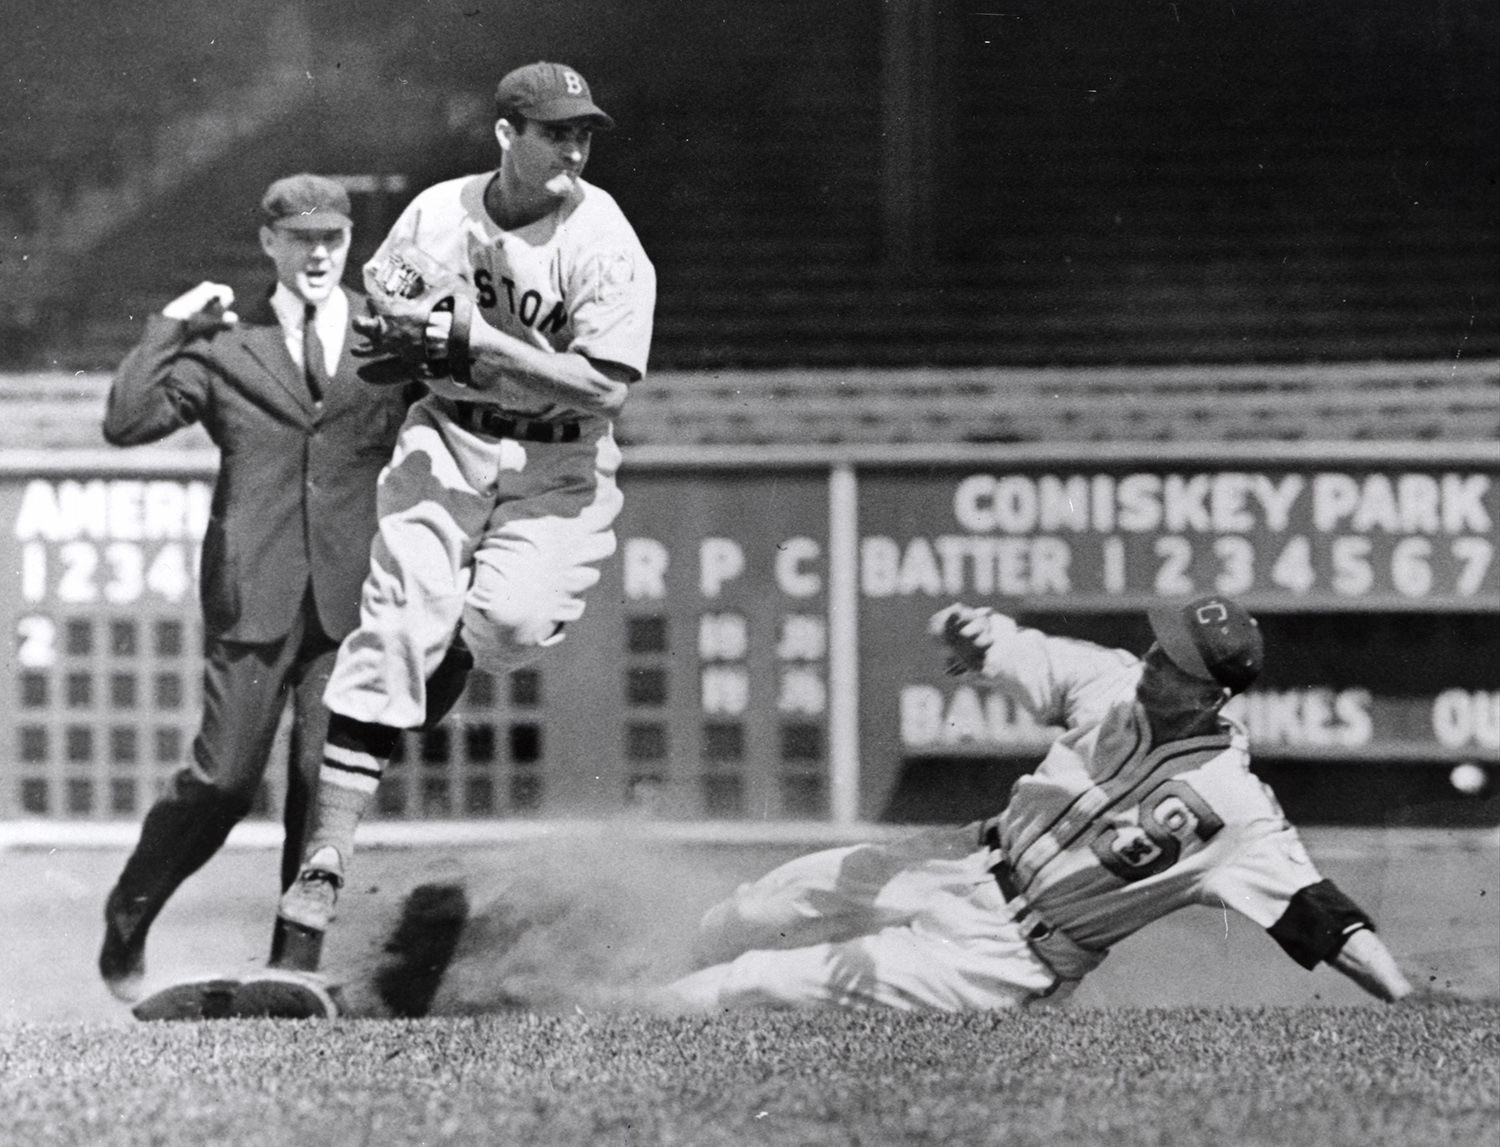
xmin=4 ymin=0 xmax=1495 ymax=370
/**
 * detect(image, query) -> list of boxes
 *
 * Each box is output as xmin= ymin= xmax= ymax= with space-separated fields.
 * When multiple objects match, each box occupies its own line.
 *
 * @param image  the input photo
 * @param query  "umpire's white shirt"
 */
xmin=269 ymin=283 xmax=347 ymax=378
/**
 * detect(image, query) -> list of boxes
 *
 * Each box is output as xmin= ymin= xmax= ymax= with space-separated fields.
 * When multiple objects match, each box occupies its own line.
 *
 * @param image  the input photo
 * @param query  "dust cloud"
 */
xmin=350 ymin=832 xmax=761 ymax=1016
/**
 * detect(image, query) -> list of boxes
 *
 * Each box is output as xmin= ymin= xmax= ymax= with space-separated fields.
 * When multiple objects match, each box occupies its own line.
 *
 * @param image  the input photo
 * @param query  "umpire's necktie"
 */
xmin=302 ymin=303 xmax=328 ymax=405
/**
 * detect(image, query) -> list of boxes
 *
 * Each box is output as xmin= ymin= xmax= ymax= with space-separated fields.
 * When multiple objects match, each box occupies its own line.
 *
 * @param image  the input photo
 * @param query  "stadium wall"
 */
xmin=3 ymin=416 xmax=1495 ymax=830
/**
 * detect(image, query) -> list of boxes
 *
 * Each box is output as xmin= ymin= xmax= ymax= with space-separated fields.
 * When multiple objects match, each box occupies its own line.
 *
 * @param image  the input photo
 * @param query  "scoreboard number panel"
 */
xmin=858 ymin=466 xmax=1496 ymax=609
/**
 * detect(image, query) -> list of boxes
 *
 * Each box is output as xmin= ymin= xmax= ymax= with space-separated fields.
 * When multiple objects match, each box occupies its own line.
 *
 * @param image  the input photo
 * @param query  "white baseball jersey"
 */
xmin=368 ymin=172 xmax=656 ymax=418
xmin=324 ymin=171 xmax=654 ymax=729
xmin=665 ymin=615 xmax=1361 ymax=1012
xmin=977 ymin=614 xmax=1325 ymax=952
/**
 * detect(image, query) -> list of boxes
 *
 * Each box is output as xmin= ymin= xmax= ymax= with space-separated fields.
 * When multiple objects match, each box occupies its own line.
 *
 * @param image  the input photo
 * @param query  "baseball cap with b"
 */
xmin=494 ymin=61 xmax=615 ymax=129
xmin=260 ymin=174 xmax=353 ymax=231
xmin=1148 ymin=595 xmax=1264 ymax=694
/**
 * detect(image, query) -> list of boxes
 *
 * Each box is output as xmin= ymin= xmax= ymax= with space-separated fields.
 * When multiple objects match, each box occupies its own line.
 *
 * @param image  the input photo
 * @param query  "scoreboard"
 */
xmin=859 ymin=466 xmax=1494 ymax=606
xmin=4 ymin=442 xmax=1496 ymax=824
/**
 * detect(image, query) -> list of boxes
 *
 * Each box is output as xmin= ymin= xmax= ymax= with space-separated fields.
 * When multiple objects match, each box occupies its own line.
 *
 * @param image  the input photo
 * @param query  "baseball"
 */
xmin=1448 ymin=762 xmax=1488 ymax=795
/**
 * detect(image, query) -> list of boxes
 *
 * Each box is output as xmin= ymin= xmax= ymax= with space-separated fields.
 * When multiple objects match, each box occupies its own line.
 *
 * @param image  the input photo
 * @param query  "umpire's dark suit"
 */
xmin=101 ymin=287 xmax=411 ymax=963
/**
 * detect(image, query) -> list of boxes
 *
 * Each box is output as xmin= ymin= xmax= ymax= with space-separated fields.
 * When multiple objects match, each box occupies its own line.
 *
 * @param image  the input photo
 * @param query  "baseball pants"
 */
xmin=326 ymin=395 xmax=623 ymax=729
xmin=665 ymin=829 xmax=1070 ymax=1012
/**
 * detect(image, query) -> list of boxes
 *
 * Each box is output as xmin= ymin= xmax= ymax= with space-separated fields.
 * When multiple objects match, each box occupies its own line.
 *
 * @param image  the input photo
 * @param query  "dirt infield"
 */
xmin=2 ymin=823 xmax=1495 ymax=1025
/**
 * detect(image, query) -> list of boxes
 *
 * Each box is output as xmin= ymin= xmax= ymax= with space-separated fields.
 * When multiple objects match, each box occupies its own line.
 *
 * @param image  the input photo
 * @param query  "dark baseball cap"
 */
xmin=261 ymin=173 xmax=353 ymax=230
xmin=494 ymin=61 xmax=615 ymax=129
xmin=1148 ymin=595 xmax=1264 ymax=694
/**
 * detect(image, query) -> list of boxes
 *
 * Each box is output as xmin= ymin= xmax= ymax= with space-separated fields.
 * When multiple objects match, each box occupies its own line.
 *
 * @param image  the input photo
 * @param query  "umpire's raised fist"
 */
xmin=162 ymin=282 xmax=238 ymax=334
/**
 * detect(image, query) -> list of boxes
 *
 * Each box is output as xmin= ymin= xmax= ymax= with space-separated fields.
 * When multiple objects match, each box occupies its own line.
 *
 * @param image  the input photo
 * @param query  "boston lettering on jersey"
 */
xmin=472 ymin=268 xmax=567 ymax=333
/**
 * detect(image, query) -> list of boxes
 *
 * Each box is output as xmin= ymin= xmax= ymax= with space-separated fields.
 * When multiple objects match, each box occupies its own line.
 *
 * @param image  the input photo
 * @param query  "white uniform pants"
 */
xmin=326 ymin=395 xmax=623 ymax=728
xmin=666 ymin=828 xmax=1071 ymax=1012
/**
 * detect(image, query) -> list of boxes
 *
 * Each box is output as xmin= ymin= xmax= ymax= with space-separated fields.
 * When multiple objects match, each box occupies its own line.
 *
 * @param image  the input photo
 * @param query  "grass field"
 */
xmin=3 ymin=1003 xmax=1495 ymax=1146
xmin=2 ymin=823 xmax=1496 ymax=1145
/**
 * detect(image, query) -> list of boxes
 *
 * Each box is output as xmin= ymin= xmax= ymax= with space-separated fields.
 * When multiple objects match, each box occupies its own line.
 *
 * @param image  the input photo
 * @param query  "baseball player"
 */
xmin=269 ymin=61 xmax=656 ymax=974
xmin=664 ymin=596 xmax=1415 ymax=1011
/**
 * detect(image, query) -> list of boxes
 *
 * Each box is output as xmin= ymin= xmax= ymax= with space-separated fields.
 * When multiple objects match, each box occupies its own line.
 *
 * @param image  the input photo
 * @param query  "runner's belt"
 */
xmin=982 ymin=824 xmax=1108 ymax=982
xmin=453 ymin=401 xmax=582 ymax=443
xmin=989 ymin=856 xmax=1056 ymax=942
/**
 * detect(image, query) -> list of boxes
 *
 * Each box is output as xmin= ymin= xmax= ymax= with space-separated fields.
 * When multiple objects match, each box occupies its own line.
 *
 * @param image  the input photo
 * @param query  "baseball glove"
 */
xmin=354 ymin=243 xmax=476 ymax=386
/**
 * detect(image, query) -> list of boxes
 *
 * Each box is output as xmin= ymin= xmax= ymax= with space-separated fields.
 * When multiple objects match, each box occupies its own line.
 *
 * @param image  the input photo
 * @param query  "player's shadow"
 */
xmin=373 ymin=882 xmax=472 ymax=1018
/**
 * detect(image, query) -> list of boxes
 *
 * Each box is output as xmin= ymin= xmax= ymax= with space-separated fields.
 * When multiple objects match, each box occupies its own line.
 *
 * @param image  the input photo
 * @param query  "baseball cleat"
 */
xmin=273 ymin=847 xmax=343 ymax=970
xmin=131 ymin=971 xmax=340 ymax=1022
xmin=268 ymin=916 xmax=327 ymax=973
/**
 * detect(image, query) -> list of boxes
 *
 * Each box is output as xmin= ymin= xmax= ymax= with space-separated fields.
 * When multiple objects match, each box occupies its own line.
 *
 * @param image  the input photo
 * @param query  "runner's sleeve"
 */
xmin=979 ymin=614 xmax=1139 ymax=729
xmin=1201 ymin=817 xmax=1374 ymax=967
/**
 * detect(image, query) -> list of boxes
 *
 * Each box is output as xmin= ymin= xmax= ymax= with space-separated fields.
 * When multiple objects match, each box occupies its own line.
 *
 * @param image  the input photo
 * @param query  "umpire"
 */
xmin=98 ymin=174 xmax=414 ymax=1002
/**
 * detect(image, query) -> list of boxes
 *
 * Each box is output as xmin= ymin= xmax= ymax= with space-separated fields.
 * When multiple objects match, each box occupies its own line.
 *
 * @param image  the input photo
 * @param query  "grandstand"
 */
xmin=2 ymin=0 xmax=1495 ymax=377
